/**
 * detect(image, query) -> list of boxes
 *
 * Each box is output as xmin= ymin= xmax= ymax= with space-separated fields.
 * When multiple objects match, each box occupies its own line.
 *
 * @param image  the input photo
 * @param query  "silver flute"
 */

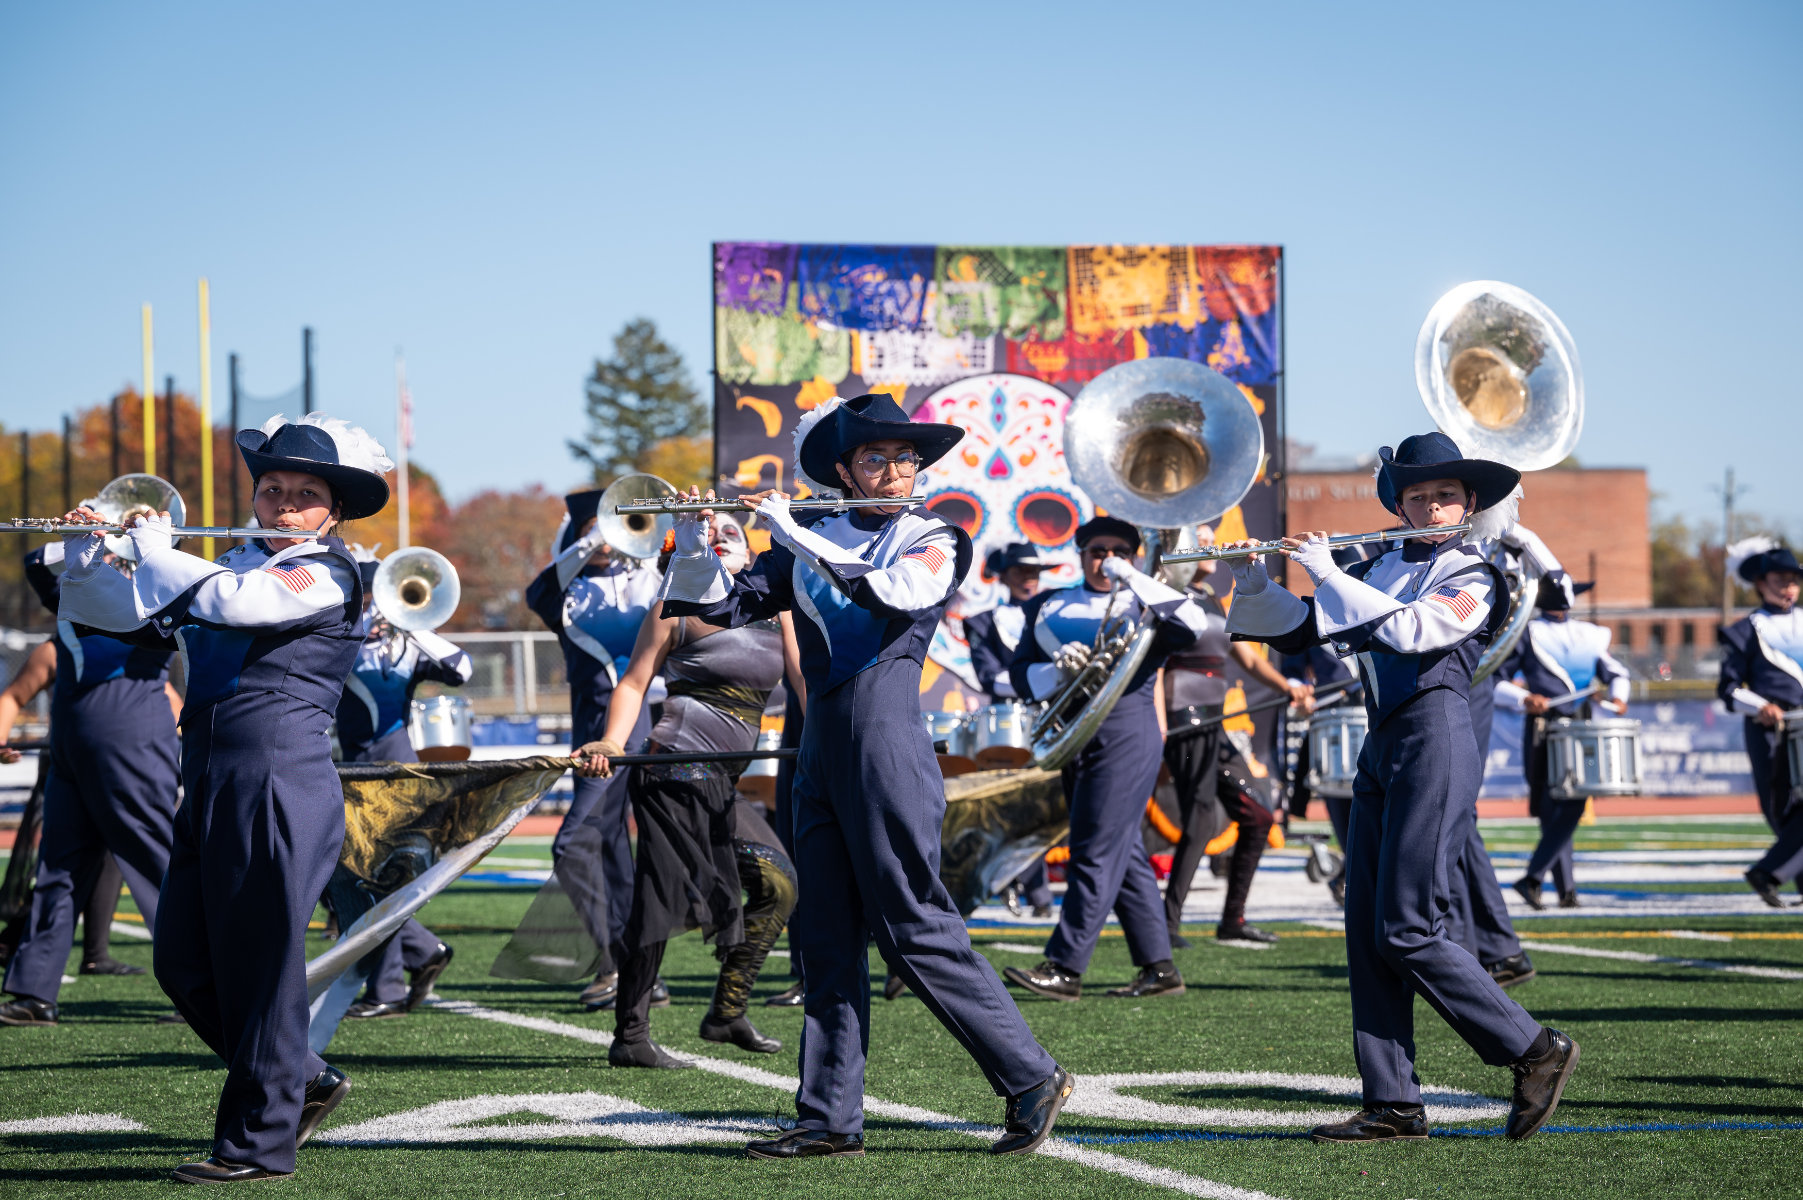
xmin=613 ymin=495 xmax=924 ymax=514
xmin=0 ymin=518 xmax=329 ymax=539
xmin=1162 ymin=522 xmax=1474 ymax=564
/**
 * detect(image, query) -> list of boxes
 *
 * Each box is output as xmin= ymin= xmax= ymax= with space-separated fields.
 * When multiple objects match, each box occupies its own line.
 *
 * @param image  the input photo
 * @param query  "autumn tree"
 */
xmin=568 ymin=319 xmax=708 ymax=486
xmin=432 ymin=484 xmax=566 ymax=631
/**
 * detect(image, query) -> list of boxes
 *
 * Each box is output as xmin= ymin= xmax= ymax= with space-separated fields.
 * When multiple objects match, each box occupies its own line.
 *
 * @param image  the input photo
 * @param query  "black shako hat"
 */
xmin=558 ymin=489 xmax=605 ymax=554
xmin=1375 ymin=431 xmax=1521 ymax=516
xmin=1739 ymin=545 xmax=1803 ymax=583
xmin=1074 ymin=515 xmax=1142 ymax=552
xmin=1534 ymin=571 xmax=1595 ymax=612
xmin=797 ymin=393 xmax=964 ymax=493
xmin=235 ymin=421 xmax=390 ymax=521
xmin=984 ymin=542 xmax=1053 ymax=576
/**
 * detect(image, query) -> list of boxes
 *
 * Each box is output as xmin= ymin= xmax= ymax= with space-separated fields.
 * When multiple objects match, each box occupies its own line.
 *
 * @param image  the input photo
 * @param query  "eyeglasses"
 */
xmin=1083 ymin=545 xmax=1134 ymax=560
xmin=852 ymin=450 xmax=921 ymax=475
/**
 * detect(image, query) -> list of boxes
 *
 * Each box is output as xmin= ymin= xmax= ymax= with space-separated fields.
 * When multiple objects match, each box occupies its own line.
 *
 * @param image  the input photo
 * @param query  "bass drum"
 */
xmin=1305 ymin=706 xmax=1368 ymax=800
xmin=970 ymin=702 xmax=1038 ymax=769
xmin=410 ymin=695 xmax=473 ymax=762
xmin=737 ymin=727 xmax=784 ymax=806
xmin=1545 ymin=717 xmax=1641 ymax=800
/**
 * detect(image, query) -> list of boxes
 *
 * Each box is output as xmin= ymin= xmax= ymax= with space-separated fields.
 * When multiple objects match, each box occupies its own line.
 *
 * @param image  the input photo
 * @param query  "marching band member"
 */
xmin=55 ymin=413 xmax=389 ymax=1183
xmin=660 ymin=394 xmax=1069 ymax=1160
xmin=964 ymin=542 xmax=1055 ymax=917
xmin=1222 ymin=432 xmax=1577 ymax=1144
xmin=1003 ymin=516 xmax=1205 ymax=1001
xmin=1162 ymin=523 xmax=1311 ymax=947
xmin=572 ymin=517 xmax=798 ymax=1066
xmin=0 ymin=536 xmax=182 ymax=1025
xmin=525 ymin=489 xmax=663 ymax=1010
xmin=1281 ymin=641 xmax=1359 ymax=903
xmin=1718 ymin=540 xmax=1803 ymax=905
xmin=1494 ymin=572 xmax=1630 ymax=909
xmin=333 ymin=557 xmax=472 ymax=1019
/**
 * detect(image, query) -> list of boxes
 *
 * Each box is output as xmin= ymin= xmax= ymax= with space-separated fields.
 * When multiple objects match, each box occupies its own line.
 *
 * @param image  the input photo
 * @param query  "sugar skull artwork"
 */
xmin=911 ymin=372 xmax=1092 ymax=609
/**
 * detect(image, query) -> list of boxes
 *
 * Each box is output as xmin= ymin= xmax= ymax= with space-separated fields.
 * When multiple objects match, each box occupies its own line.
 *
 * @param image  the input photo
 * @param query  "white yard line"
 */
xmin=1516 ymin=940 xmax=1803 ymax=981
xmin=980 ymin=943 xmax=1046 ymax=955
xmin=428 ymin=998 xmax=1285 ymax=1200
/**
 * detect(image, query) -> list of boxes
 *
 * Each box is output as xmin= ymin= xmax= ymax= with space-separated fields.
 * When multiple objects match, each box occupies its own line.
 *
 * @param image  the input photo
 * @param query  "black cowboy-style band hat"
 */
xmin=1375 ymin=431 xmax=1521 ymax=516
xmin=1074 ymin=515 xmax=1142 ymax=552
xmin=1739 ymin=545 xmax=1803 ymax=583
xmin=985 ymin=542 xmax=1054 ymax=576
xmin=796 ymin=393 xmax=964 ymax=492
xmin=1534 ymin=571 xmax=1595 ymax=612
xmin=235 ymin=422 xmax=390 ymax=521
xmin=558 ymin=488 xmax=605 ymax=554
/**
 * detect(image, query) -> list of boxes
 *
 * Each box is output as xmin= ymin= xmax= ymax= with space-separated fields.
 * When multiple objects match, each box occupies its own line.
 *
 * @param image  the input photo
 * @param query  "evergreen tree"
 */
xmin=568 ymin=318 xmax=703 ymax=485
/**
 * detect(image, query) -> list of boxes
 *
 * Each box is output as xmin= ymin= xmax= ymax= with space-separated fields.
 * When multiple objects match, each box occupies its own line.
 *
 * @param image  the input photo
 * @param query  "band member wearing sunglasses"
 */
xmin=1002 ymin=517 xmax=1205 ymax=1002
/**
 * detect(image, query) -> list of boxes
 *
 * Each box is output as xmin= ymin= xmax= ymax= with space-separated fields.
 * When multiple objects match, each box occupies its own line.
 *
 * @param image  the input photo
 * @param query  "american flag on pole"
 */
xmin=397 ymin=363 xmax=414 ymax=450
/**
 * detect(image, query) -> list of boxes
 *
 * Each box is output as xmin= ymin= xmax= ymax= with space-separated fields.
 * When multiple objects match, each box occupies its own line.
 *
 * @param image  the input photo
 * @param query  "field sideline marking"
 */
xmin=1065 ymin=1118 xmax=1803 ymax=1145
xmin=1515 ymin=940 xmax=1803 ymax=980
xmin=427 ymin=998 xmax=1287 ymax=1200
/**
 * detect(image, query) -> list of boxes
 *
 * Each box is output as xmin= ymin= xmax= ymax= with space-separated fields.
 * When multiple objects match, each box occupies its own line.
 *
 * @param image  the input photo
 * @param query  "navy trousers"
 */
xmin=361 ymin=920 xmax=444 ymax=1004
xmin=1344 ymin=688 xmax=1542 ymax=1105
xmin=1044 ymin=702 xmax=1172 ymax=974
xmin=1520 ymin=716 xmax=1580 ymax=895
xmin=5 ymin=715 xmax=178 ymax=1005
xmin=554 ymin=700 xmax=650 ymax=950
xmin=155 ymin=695 xmax=345 ymax=1175
xmin=790 ymin=665 xmax=1054 ymax=1134
xmin=1746 ymin=722 xmax=1803 ymax=882
xmin=1445 ymin=682 xmax=1521 ymax=965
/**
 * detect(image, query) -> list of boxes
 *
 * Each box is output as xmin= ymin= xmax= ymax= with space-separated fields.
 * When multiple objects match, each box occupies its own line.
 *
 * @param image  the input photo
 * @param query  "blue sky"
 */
xmin=2 ymin=1 xmax=1798 ymax=531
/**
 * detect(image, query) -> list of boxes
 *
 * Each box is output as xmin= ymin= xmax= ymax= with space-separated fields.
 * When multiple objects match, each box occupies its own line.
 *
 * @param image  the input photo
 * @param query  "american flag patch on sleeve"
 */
xmin=902 ymin=544 xmax=949 ymax=573
xmin=266 ymin=564 xmax=317 ymax=594
xmin=1427 ymin=586 xmax=1478 ymax=620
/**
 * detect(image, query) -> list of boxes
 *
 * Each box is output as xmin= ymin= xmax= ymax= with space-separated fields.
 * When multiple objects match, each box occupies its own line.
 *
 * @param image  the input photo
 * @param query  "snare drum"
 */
xmin=1305 ymin=706 xmax=1367 ymax=799
xmin=924 ymin=709 xmax=978 ymax=777
xmin=970 ymin=701 xmax=1037 ymax=768
xmin=410 ymin=695 xmax=473 ymax=762
xmin=1544 ymin=717 xmax=1641 ymax=800
xmin=1780 ymin=710 xmax=1803 ymax=801
xmin=737 ymin=727 xmax=785 ymax=806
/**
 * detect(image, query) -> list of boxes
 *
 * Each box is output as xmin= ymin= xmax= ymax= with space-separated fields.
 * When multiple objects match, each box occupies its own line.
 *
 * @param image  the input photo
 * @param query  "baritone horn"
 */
xmin=373 ymin=547 xmax=461 ymax=632
xmin=597 ymin=473 xmax=677 ymax=560
xmin=1029 ymin=359 xmax=1265 ymax=770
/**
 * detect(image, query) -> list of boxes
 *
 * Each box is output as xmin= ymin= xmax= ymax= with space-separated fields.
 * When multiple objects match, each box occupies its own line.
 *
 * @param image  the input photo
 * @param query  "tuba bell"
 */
xmin=88 ymin=473 xmax=186 ymax=561
xmin=1414 ymin=281 xmax=1585 ymax=681
xmin=373 ymin=547 xmax=461 ymax=632
xmin=1030 ymin=359 xmax=1265 ymax=770
xmin=596 ymin=473 xmax=677 ymax=561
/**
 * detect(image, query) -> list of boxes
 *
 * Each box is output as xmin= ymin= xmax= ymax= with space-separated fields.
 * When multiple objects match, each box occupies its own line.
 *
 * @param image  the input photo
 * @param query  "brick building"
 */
xmin=1281 ymin=466 xmax=1652 ymax=608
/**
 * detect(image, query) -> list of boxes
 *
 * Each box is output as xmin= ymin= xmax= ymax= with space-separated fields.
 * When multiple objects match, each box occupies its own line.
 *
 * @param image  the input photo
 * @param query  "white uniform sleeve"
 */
xmin=781 ymin=522 xmax=960 ymax=616
xmin=1494 ymin=679 xmax=1530 ymax=712
xmin=178 ymin=552 xmax=357 ymax=631
xmin=1025 ymin=662 xmax=1065 ymax=701
xmin=553 ymin=527 xmax=607 ymax=592
xmin=1317 ymin=563 xmax=1495 ymax=653
xmin=39 ymin=541 xmax=66 ymax=575
xmin=1224 ymin=582 xmax=1311 ymax=638
xmin=1109 ymin=561 xmax=1207 ymax=634
xmin=55 ymin=535 xmax=144 ymax=631
xmin=1730 ymin=686 xmax=1772 ymax=716
xmin=1505 ymin=524 xmax=1564 ymax=577
xmin=410 ymin=629 xmax=476 ymax=684
xmin=1595 ymin=632 xmax=1631 ymax=705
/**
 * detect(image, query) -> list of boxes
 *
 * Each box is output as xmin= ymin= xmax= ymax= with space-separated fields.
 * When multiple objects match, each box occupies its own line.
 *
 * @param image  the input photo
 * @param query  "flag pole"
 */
xmin=141 ymin=304 xmax=156 ymax=474
xmin=395 ymin=351 xmax=411 ymax=548
xmin=198 ymin=279 xmax=215 ymax=560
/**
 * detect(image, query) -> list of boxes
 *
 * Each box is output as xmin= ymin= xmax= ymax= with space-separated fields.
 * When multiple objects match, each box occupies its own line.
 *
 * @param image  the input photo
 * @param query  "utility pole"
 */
xmin=110 ymin=393 xmax=122 ymax=478
xmin=164 ymin=375 xmax=176 ymax=492
xmin=302 ymin=327 xmax=314 ymax=415
xmin=1716 ymin=467 xmax=1751 ymax=626
xmin=229 ymin=353 xmax=241 ymax=526
xmin=62 ymin=414 xmax=73 ymax=514
xmin=17 ymin=432 xmax=29 ymax=628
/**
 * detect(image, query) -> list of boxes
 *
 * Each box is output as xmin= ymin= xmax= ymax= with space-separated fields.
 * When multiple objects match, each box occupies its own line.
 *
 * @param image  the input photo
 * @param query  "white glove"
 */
xmin=755 ymin=493 xmax=801 ymax=547
xmin=670 ymin=511 xmax=709 ymax=557
xmin=1289 ymin=535 xmax=1339 ymax=585
xmin=1228 ymin=554 xmax=1269 ymax=596
xmin=126 ymin=512 xmax=175 ymax=560
xmin=1100 ymin=555 xmax=1138 ymax=585
xmin=61 ymin=531 xmax=106 ymax=579
xmin=1053 ymin=641 xmax=1093 ymax=682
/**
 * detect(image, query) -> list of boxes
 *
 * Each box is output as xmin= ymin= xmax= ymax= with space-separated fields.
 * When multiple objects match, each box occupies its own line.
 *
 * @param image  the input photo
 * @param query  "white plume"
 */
xmin=792 ymin=397 xmax=846 ymax=498
xmin=259 ymin=413 xmax=395 ymax=477
xmin=1467 ymin=483 xmax=1523 ymax=544
xmin=1726 ymin=535 xmax=1780 ymax=584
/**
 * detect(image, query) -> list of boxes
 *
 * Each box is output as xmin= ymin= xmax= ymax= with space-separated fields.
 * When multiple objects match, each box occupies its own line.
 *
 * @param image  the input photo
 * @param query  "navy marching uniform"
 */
xmin=661 ymin=394 xmax=1067 ymax=1159
xmin=0 ymin=542 xmax=180 ymax=1023
xmin=1003 ymin=516 xmax=1204 ymax=1000
xmin=524 ymin=490 xmax=661 ymax=1000
xmin=1717 ymin=543 xmax=1803 ymax=903
xmin=334 ymin=590 xmax=472 ymax=1017
xmin=1494 ymin=573 xmax=1630 ymax=908
xmin=1226 ymin=432 xmax=1577 ymax=1144
xmin=57 ymin=415 xmax=391 ymax=1182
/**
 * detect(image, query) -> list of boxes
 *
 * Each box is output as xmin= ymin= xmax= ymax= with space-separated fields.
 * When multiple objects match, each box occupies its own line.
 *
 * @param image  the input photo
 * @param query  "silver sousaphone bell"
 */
xmin=596 ymin=473 xmax=678 ymax=561
xmin=373 ymin=547 xmax=461 ymax=632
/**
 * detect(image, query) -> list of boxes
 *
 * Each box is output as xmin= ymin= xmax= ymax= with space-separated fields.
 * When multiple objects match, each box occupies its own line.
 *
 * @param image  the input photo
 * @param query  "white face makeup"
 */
xmin=711 ymin=518 xmax=751 ymax=574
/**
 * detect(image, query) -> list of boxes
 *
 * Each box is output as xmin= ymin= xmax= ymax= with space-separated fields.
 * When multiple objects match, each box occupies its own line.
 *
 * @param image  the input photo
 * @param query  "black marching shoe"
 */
xmin=404 ymin=943 xmax=453 ymax=1012
xmin=764 ymin=982 xmax=804 ymax=1007
xmin=991 ymin=1065 xmax=1074 ymax=1155
xmin=745 ymin=1128 xmax=864 ymax=1159
xmin=297 ymin=1065 xmax=351 ymax=1148
xmin=1309 ymin=1104 xmax=1429 ymax=1143
xmin=80 ymin=955 xmax=145 ymax=976
xmin=1030 ymin=904 xmax=1055 ymax=920
xmin=648 ymin=976 xmax=671 ymax=1008
xmin=173 ymin=1157 xmax=292 ymax=1184
xmin=1486 ymin=953 xmax=1537 ymax=989
xmin=1105 ymin=962 xmax=1185 ymax=998
xmin=1506 ymin=1028 xmax=1579 ymax=1140
xmin=883 ymin=973 xmax=908 ymax=1001
xmin=345 ymin=999 xmax=408 ymax=1020
xmin=1216 ymin=920 xmax=1278 ymax=947
xmin=1169 ymin=931 xmax=1193 ymax=950
xmin=1558 ymin=890 xmax=1581 ymax=909
xmin=1003 ymin=960 xmax=1081 ymax=1001
xmin=700 ymin=1013 xmax=782 ymax=1054
xmin=608 ymin=1039 xmax=693 ymax=1069
xmin=1746 ymin=867 xmax=1786 ymax=909
xmin=0 ymin=997 xmax=57 ymax=1026
xmin=1513 ymin=877 xmax=1545 ymax=911
xmin=580 ymin=971 xmax=619 ymax=1011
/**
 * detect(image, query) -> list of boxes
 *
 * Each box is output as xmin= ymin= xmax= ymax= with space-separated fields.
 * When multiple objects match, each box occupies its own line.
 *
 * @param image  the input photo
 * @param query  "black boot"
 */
xmin=703 ymin=840 xmax=796 ymax=1047
xmin=404 ymin=942 xmax=453 ymax=1012
xmin=1747 ymin=867 xmax=1786 ymax=908
xmin=1513 ymin=877 xmax=1545 ymax=910
xmin=1216 ymin=920 xmax=1278 ymax=947
xmin=581 ymin=971 xmax=619 ymax=1011
xmin=609 ymin=1039 xmax=693 ymax=1069
xmin=79 ymin=956 xmax=144 ymax=976
xmin=764 ymin=981 xmax=804 ymax=1007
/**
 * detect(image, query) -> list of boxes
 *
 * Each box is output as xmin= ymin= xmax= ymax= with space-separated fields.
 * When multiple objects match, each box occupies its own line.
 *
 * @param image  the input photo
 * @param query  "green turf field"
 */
xmin=3 ymin=821 xmax=1801 ymax=1199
